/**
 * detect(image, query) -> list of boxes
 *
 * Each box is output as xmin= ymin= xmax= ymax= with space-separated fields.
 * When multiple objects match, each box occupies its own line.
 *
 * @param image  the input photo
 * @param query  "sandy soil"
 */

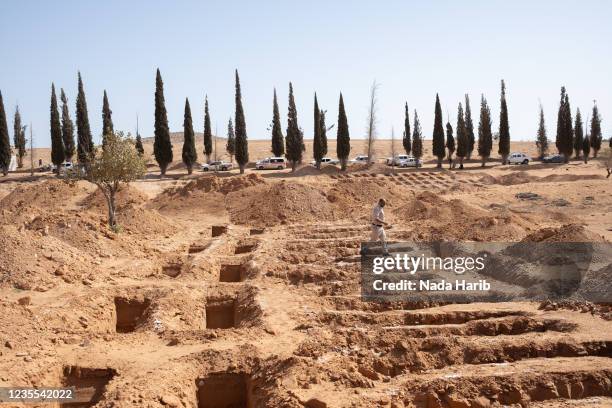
xmin=0 ymin=140 xmax=611 ymax=407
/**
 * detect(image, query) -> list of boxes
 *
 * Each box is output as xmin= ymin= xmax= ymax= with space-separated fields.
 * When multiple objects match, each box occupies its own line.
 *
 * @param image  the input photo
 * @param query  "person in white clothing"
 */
xmin=370 ymin=198 xmax=390 ymax=256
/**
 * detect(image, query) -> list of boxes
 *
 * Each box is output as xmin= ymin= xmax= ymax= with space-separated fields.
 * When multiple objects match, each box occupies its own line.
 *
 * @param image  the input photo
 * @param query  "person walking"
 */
xmin=370 ymin=198 xmax=390 ymax=256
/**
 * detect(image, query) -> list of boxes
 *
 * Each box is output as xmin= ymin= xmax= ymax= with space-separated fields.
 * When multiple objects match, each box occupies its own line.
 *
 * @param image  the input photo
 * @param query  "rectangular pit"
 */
xmin=205 ymin=299 xmax=237 ymax=329
xmin=219 ymin=264 xmax=244 ymax=282
xmin=234 ymin=244 xmax=257 ymax=255
xmin=196 ymin=373 xmax=252 ymax=408
xmin=211 ymin=225 xmax=228 ymax=237
xmin=114 ymin=297 xmax=151 ymax=333
xmin=61 ymin=366 xmax=116 ymax=408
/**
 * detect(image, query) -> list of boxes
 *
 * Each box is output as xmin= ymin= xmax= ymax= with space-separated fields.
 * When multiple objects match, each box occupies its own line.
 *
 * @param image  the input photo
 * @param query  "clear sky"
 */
xmin=1 ymin=0 xmax=610 ymax=149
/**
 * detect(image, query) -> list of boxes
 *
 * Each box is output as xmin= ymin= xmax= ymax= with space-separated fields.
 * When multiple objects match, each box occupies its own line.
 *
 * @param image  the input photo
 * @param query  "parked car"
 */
xmin=398 ymin=157 xmax=422 ymax=168
xmin=386 ymin=154 xmax=410 ymax=166
xmin=349 ymin=155 xmax=375 ymax=164
xmin=311 ymin=157 xmax=339 ymax=166
xmin=255 ymin=157 xmax=286 ymax=170
xmin=202 ymin=161 xmax=233 ymax=171
xmin=507 ymin=152 xmax=531 ymax=165
xmin=58 ymin=161 xmax=76 ymax=176
xmin=542 ymin=154 xmax=564 ymax=163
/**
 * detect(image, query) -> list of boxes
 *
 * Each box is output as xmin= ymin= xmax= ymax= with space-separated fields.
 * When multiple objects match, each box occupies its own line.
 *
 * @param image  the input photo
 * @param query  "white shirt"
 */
xmin=372 ymin=204 xmax=385 ymax=225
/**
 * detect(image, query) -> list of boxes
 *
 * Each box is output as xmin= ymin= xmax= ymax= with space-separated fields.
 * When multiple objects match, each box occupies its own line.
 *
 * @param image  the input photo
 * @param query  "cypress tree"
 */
xmin=582 ymin=128 xmax=591 ymax=163
xmin=313 ymin=93 xmax=323 ymax=169
xmin=285 ymin=82 xmax=302 ymax=172
xmin=477 ymin=95 xmax=493 ymax=167
xmin=50 ymin=83 xmax=65 ymax=170
xmin=319 ymin=108 xmax=328 ymax=158
xmin=135 ymin=133 xmax=144 ymax=156
xmin=336 ymin=93 xmax=350 ymax=171
xmin=182 ymin=98 xmax=197 ymax=174
xmin=402 ymin=102 xmax=411 ymax=156
xmin=536 ymin=104 xmax=548 ymax=160
xmin=203 ymin=96 xmax=212 ymax=163
xmin=154 ymin=68 xmax=173 ymax=175
xmin=271 ymin=89 xmax=284 ymax=157
xmin=13 ymin=106 xmax=26 ymax=168
xmin=60 ymin=89 xmax=75 ymax=161
xmin=102 ymin=90 xmax=114 ymax=147
xmin=464 ymin=94 xmax=475 ymax=160
xmin=412 ymin=110 xmax=423 ymax=166
xmin=432 ymin=94 xmax=445 ymax=167
xmin=456 ymin=102 xmax=468 ymax=169
xmin=234 ymin=70 xmax=249 ymax=174
xmin=590 ymin=104 xmax=602 ymax=157
xmin=226 ymin=117 xmax=235 ymax=163
xmin=446 ymin=121 xmax=455 ymax=168
xmin=0 ymin=91 xmax=10 ymax=176
xmin=555 ymin=87 xmax=573 ymax=163
xmin=498 ymin=80 xmax=510 ymax=164
xmin=76 ymin=72 xmax=94 ymax=165
xmin=573 ymin=109 xmax=583 ymax=159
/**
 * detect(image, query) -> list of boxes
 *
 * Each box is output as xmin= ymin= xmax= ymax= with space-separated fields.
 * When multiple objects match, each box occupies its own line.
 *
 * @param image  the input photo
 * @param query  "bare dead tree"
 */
xmin=365 ymin=80 xmax=379 ymax=165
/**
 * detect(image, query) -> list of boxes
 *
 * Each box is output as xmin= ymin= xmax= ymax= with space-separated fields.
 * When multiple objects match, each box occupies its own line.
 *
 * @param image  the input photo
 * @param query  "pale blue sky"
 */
xmin=0 ymin=0 xmax=610 ymax=149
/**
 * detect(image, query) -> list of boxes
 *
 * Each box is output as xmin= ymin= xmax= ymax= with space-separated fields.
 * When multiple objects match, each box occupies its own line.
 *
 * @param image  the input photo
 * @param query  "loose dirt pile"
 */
xmin=522 ymin=224 xmax=607 ymax=242
xmin=480 ymin=171 xmax=605 ymax=186
xmin=81 ymin=184 xmax=150 ymax=210
xmin=227 ymin=181 xmax=341 ymax=226
xmin=392 ymin=191 xmax=531 ymax=241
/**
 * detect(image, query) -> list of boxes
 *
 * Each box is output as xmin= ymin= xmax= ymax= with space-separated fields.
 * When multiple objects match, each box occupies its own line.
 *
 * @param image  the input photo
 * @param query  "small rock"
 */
xmin=515 ymin=192 xmax=541 ymax=200
xmin=304 ymin=398 xmax=327 ymax=408
xmin=4 ymin=341 xmax=13 ymax=349
xmin=159 ymin=394 xmax=181 ymax=407
xmin=24 ymin=356 xmax=33 ymax=362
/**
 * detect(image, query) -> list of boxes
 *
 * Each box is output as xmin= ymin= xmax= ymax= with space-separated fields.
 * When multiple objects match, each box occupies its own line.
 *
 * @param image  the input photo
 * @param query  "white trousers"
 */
xmin=370 ymin=225 xmax=388 ymax=252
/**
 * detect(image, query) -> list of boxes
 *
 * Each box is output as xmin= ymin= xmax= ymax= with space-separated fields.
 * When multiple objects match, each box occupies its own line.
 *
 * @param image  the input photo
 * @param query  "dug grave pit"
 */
xmin=114 ymin=297 xmax=151 ymax=333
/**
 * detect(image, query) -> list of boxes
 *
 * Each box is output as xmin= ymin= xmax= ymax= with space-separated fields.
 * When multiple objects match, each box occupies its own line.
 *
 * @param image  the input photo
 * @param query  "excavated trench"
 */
xmin=205 ymin=298 xmax=238 ymax=329
xmin=196 ymin=373 xmax=252 ymax=408
xmin=114 ymin=297 xmax=151 ymax=333
xmin=60 ymin=366 xmax=116 ymax=408
xmin=219 ymin=263 xmax=246 ymax=282
xmin=162 ymin=263 xmax=182 ymax=277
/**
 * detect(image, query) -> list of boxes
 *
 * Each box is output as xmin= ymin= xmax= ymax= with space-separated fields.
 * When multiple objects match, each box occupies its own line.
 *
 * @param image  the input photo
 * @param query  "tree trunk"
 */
xmin=291 ymin=161 xmax=297 ymax=172
xmin=593 ymin=150 xmax=599 ymax=158
xmin=315 ymin=161 xmax=321 ymax=170
xmin=340 ymin=159 xmax=347 ymax=171
xmin=187 ymin=164 xmax=193 ymax=175
xmin=206 ymin=154 xmax=211 ymax=164
xmin=563 ymin=153 xmax=570 ymax=164
xmin=105 ymin=188 xmax=117 ymax=229
xmin=436 ymin=157 xmax=442 ymax=168
xmin=239 ymin=164 xmax=245 ymax=174
xmin=17 ymin=156 xmax=23 ymax=168
xmin=481 ymin=156 xmax=487 ymax=167
xmin=458 ymin=157 xmax=464 ymax=169
xmin=160 ymin=163 xmax=167 ymax=177
xmin=501 ymin=154 xmax=509 ymax=165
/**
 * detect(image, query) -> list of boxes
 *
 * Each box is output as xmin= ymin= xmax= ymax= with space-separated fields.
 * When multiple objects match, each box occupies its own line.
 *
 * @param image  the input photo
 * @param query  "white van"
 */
xmin=255 ymin=157 xmax=286 ymax=170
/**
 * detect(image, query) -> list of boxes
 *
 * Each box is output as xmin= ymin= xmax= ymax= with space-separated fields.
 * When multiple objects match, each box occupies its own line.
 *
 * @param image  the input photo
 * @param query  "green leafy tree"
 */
xmin=154 ymin=68 xmax=173 ymax=175
xmin=313 ymin=93 xmax=323 ymax=169
xmin=60 ymin=89 xmax=75 ymax=161
xmin=498 ymin=80 xmax=510 ymax=164
xmin=182 ymin=98 xmax=197 ymax=174
xmin=456 ymin=102 xmax=468 ymax=169
xmin=336 ymin=93 xmax=351 ymax=170
xmin=446 ymin=121 xmax=455 ymax=168
xmin=477 ymin=95 xmax=493 ymax=167
xmin=402 ymin=102 xmax=411 ymax=156
xmin=555 ymin=86 xmax=573 ymax=163
xmin=13 ymin=106 xmax=26 ymax=168
xmin=432 ymin=94 xmax=445 ymax=167
xmin=412 ymin=110 xmax=423 ymax=166
xmin=536 ymin=104 xmax=548 ymax=160
xmin=573 ymin=108 xmax=583 ymax=159
xmin=271 ymin=89 xmax=284 ymax=157
xmin=74 ymin=131 xmax=146 ymax=229
xmin=76 ymin=72 xmax=94 ymax=165
xmin=135 ymin=133 xmax=144 ymax=156
xmin=590 ymin=103 xmax=602 ymax=157
xmin=226 ymin=117 xmax=235 ymax=163
xmin=102 ymin=90 xmax=114 ymax=147
xmin=0 ymin=91 xmax=10 ymax=175
xmin=203 ymin=96 xmax=212 ymax=163
xmin=50 ymin=83 xmax=65 ymax=170
xmin=465 ymin=94 xmax=475 ymax=159
xmin=234 ymin=70 xmax=249 ymax=173
xmin=285 ymin=82 xmax=303 ymax=171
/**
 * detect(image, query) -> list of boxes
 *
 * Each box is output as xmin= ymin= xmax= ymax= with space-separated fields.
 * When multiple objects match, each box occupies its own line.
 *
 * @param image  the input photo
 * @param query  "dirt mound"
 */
xmin=81 ymin=184 xmax=149 ymax=210
xmin=292 ymin=165 xmax=340 ymax=177
xmin=521 ymin=224 xmax=607 ymax=242
xmin=480 ymin=171 xmax=605 ymax=186
xmin=227 ymin=181 xmax=340 ymax=226
xmin=393 ymin=191 xmax=531 ymax=241
xmin=159 ymin=173 xmax=264 ymax=198
xmin=0 ymin=179 xmax=92 ymax=212
xmin=116 ymin=206 xmax=178 ymax=236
